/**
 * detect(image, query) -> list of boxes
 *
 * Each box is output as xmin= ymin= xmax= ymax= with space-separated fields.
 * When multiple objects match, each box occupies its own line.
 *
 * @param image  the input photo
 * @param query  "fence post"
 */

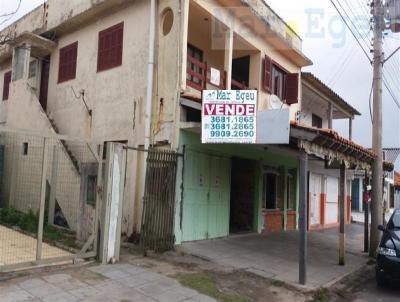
xmin=48 ymin=146 xmax=59 ymax=226
xmin=99 ymin=143 xmax=126 ymax=264
xmin=36 ymin=138 xmax=49 ymax=261
xmin=8 ymin=144 xmax=18 ymax=208
xmin=93 ymin=144 xmax=104 ymax=256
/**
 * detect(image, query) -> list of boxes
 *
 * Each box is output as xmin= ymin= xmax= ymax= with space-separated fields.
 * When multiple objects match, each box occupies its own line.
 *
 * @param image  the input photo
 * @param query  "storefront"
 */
xmin=174 ymin=130 xmax=299 ymax=244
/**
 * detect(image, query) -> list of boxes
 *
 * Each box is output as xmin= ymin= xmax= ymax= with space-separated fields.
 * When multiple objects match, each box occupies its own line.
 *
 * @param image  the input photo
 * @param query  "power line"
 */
xmin=330 ymin=0 xmax=372 ymax=63
xmin=383 ymin=75 xmax=400 ymax=109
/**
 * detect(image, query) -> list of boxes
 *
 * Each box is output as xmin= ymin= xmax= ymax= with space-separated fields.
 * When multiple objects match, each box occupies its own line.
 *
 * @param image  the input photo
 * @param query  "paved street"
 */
xmin=0 ymin=263 xmax=216 ymax=302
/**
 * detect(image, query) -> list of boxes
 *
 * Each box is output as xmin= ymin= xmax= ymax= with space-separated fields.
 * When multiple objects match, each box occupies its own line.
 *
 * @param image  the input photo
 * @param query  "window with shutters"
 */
xmin=2 ymin=71 xmax=11 ymax=101
xmin=262 ymin=55 xmax=299 ymax=104
xmin=97 ymin=22 xmax=124 ymax=72
xmin=58 ymin=42 xmax=78 ymax=83
xmin=272 ymin=65 xmax=286 ymax=100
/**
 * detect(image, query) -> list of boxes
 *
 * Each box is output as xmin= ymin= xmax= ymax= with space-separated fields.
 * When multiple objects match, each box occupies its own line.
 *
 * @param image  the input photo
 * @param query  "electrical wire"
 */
xmin=330 ymin=0 xmax=372 ymax=63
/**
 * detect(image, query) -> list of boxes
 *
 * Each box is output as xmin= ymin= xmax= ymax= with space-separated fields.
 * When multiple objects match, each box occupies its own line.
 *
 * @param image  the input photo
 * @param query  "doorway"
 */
xmin=39 ymin=56 xmax=50 ymax=111
xmin=310 ymin=173 xmax=321 ymax=226
xmin=232 ymin=56 xmax=250 ymax=89
xmin=230 ymin=158 xmax=256 ymax=233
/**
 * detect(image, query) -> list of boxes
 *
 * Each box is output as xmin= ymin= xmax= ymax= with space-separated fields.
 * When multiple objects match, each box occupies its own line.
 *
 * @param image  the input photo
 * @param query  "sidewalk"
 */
xmin=352 ymin=210 xmax=394 ymax=224
xmin=0 ymin=263 xmax=216 ymax=302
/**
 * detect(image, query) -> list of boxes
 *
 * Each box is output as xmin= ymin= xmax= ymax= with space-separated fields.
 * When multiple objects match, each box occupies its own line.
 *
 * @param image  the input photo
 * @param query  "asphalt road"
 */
xmin=350 ymin=278 xmax=400 ymax=302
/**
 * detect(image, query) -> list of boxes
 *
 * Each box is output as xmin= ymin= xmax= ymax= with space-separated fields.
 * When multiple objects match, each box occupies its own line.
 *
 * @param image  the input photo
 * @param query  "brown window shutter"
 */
xmin=285 ymin=73 xmax=299 ymax=104
xmin=97 ymin=22 xmax=124 ymax=72
xmin=58 ymin=41 xmax=78 ymax=83
xmin=263 ymin=55 xmax=272 ymax=92
xmin=2 ymin=71 xmax=11 ymax=101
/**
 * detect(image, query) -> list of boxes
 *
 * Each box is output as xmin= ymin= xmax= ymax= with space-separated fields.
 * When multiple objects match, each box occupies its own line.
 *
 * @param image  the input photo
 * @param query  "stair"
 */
xmin=48 ymin=117 xmax=80 ymax=174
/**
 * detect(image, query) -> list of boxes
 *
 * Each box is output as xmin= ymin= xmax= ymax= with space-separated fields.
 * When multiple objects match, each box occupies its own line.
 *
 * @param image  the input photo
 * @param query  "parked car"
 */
xmin=376 ymin=209 xmax=400 ymax=286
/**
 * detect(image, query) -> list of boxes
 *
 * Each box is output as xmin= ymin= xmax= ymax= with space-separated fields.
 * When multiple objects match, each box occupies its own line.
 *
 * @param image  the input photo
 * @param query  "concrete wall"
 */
xmin=301 ymin=83 xmax=330 ymax=128
xmin=1 ymin=78 xmax=88 ymax=232
xmin=0 ymin=61 xmax=12 ymax=124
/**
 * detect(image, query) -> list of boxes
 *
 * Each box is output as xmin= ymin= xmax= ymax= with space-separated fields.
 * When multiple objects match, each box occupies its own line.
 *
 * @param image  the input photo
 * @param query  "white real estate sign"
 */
xmin=202 ymin=90 xmax=257 ymax=144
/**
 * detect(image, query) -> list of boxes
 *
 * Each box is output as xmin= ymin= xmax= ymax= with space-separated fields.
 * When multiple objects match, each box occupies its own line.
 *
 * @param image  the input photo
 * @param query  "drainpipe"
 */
xmin=140 ymin=0 xmax=157 ymax=230
xmin=144 ymin=0 xmax=157 ymax=151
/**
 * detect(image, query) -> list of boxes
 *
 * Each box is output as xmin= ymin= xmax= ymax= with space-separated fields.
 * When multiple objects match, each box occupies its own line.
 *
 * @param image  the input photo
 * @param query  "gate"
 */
xmin=140 ymin=149 xmax=179 ymax=253
xmin=0 ymin=128 xmax=103 ymax=272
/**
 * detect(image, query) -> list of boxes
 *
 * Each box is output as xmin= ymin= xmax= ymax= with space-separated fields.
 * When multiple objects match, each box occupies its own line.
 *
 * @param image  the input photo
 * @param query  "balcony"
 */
xmin=186 ymin=54 xmax=251 ymax=93
xmin=184 ymin=1 xmax=260 ymax=97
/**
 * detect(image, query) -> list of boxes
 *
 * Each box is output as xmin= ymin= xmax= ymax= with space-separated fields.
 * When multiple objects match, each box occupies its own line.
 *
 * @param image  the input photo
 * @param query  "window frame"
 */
xmin=312 ymin=113 xmax=323 ymax=128
xmin=2 ymin=70 xmax=11 ymax=101
xmin=58 ymin=41 xmax=78 ymax=83
xmin=86 ymin=175 xmax=97 ymax=206
xmin=271 ymin=64 xmax=287 ymax=100
xmin=97 ymin=22 xmax=124 ymax=72
xmin=263 ymin=172 xmax=278 ymax=210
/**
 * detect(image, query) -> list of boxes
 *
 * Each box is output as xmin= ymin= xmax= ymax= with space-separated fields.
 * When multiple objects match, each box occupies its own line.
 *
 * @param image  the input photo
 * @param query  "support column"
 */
xmin=328 ymin=103 xmax=333 ymax=129
xmin=363 ymin=172 xmax=370 ymax=253
xmin=299 ymin=149 xmax=308 ymax=285
xmin=36 ymin=138 xmax=49 ymax=261
xmin=224 ymin=28 xmax=233 ymax=90
xmin=339 ymin=162 xmax=347 ymax=265
xmin=99 ymin=143 xmax=126 ymax=264
xmin=349 ymin=118 xmax=353 ymax=140
xmin=283 ymin=166 xmax=288 ymax=230
xmin=48 ymin=146 xmax=59 ymax=226
xmin=180 ymin=0 xmax=190 ymax=90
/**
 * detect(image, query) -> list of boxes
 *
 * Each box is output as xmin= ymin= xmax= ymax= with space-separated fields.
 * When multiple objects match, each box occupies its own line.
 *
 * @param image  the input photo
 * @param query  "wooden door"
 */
xmin=39 ymin=56 xmax=50 ymax=111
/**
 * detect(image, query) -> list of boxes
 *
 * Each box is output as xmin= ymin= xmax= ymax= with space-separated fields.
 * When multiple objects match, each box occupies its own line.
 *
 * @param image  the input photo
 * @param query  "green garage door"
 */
xmin=182 ymin=150 xmax=231 ymax=242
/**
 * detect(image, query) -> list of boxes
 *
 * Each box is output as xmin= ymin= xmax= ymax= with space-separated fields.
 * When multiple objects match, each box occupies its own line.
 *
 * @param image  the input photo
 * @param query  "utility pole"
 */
xmin=370 ymin=0 xmax=385 ymax=257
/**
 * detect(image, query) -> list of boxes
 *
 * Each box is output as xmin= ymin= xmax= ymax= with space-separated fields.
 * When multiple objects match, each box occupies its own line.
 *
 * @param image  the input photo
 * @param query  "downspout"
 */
xmin=141 ymin=0 xmax=157 ymax=228
xmin=144 ymin=0 xmax=157 ymax=151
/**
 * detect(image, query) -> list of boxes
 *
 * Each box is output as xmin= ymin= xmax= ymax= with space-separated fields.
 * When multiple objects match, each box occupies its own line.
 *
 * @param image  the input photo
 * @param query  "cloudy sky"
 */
xmin=1 ymin=0 xmax=400 ymax=148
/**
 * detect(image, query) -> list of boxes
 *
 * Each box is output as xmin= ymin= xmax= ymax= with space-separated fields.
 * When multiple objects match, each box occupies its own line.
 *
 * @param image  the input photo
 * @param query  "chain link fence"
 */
xmin=0 ymin=128 xmax=102 ymax=271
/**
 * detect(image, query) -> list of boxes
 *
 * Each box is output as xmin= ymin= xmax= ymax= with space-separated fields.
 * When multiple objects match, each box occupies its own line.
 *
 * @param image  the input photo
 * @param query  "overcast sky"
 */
xmin=1 ymin=0 xmax=400 ymax=148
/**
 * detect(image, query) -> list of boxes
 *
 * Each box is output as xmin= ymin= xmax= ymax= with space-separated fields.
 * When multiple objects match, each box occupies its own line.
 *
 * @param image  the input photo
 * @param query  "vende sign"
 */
xmin=202 ymin=90 xmax=257 ymax=144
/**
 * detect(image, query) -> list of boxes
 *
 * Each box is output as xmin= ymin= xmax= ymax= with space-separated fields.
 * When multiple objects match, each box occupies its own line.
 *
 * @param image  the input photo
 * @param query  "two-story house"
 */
xmin=0 ymin=0 xmax=387 ymax=247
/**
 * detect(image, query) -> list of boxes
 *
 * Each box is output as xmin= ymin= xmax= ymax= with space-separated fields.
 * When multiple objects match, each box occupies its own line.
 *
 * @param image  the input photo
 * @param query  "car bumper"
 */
xmin=376 ymin=254 xmax=400 ymax=281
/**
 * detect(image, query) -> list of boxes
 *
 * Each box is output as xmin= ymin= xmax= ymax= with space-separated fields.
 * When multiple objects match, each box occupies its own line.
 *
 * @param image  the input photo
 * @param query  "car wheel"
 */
xmin=376 ymin=272 xmax=387 ymax=287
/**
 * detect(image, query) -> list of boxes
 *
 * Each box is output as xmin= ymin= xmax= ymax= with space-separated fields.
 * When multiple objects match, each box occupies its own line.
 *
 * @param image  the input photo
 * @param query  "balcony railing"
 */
xmin=186 ymin=54 xmax=253 ymax=93
xmin=231 ymin=78 xmax=249 ymax=90
xmin=187 ymin=54 xmax=226 ymax=91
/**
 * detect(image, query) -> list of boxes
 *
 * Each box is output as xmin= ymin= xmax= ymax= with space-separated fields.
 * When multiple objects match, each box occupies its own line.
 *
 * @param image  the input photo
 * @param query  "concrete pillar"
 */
xmin=180 ymin=0 xmax=190 ymax=90
xmin=298 ymin=149 xmax=308 ymax=285
xmin=328 ymin=103 xmax=333 ymax=129
xmin=283 ymin=166 xmax=288 ymax=230
xmin=224 ymin=28 xmax=233 ymax=89
xmin=12 ymin=44 xmax=31 ymax=81
xmin=339 ymin=162 xmax=347 ymax=265
xmin=99 ymin=143 xmax=126 ymax=264
xmin=349 ymin=118 xmax=353 ymax=140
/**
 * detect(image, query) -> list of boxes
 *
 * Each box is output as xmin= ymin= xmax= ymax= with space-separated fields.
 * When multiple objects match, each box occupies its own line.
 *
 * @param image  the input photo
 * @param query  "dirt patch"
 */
xmin=121 ymin=246 xmax=312 ymax=302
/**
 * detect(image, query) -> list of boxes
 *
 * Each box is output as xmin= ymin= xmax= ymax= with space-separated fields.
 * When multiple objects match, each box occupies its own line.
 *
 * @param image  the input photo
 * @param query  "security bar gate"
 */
xmin=139 ymin=148 xmax=180 ymax=253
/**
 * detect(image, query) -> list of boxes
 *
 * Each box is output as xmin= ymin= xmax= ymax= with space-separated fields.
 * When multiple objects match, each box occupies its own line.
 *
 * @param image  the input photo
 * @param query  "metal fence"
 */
xmin=140 ymin=148 xmax=180 ymax=253
xmin=0 ymin=128 xmax=102 ymax=271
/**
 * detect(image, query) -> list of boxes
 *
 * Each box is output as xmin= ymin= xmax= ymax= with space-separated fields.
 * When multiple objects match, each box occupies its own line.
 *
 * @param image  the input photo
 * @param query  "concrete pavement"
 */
xmin=181 ymin=224 xmax=368 ymax=289
xmin=0 ymin=263 xmax=216 ymax=302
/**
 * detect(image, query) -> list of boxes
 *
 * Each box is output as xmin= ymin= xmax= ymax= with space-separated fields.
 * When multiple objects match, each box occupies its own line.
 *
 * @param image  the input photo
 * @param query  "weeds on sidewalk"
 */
xmin=311 ymin=288 xmax=330 ymax=302
xmin=176 ymin=272 xmax=249 ymax=302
